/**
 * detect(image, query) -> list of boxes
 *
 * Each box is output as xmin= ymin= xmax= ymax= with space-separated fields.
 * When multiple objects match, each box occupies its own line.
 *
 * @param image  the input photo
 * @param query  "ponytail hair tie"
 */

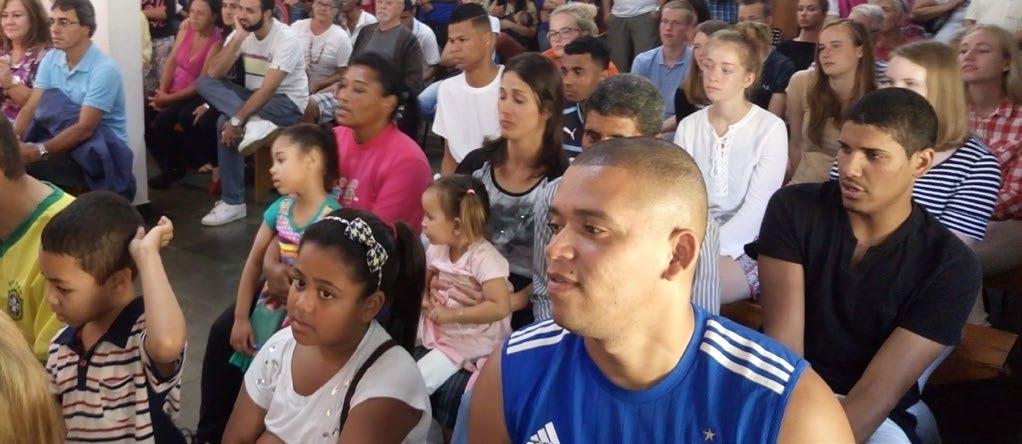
xmin=466 ymin=189 xmax=476 ymax=195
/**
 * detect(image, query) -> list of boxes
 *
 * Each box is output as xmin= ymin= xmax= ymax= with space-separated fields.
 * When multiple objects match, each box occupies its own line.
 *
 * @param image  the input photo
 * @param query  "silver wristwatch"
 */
xmin=229 ymin=116 xmax=245 ymax=127
xmin=36 ymin=143 xmax=49 ymax=161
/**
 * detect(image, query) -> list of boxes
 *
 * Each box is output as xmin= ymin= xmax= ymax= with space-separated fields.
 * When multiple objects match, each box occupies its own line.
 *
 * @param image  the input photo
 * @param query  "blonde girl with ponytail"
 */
xmin=673 ymin=22 xmax=788 ymax=305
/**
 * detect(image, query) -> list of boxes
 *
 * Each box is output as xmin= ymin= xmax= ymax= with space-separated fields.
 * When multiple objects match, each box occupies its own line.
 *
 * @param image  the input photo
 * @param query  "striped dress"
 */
xmin=829 ymin=136 xmax=1002 ymax=240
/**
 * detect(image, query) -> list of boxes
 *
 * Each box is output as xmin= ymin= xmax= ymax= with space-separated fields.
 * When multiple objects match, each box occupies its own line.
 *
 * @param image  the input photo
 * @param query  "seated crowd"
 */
xmin=0 ymin=0 xmax=1020 ymax=443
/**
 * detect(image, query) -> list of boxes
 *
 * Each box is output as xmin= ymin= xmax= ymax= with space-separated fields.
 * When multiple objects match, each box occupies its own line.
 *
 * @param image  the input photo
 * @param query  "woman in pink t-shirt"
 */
xmin=333 ymin=52 xmax=433 ymax=230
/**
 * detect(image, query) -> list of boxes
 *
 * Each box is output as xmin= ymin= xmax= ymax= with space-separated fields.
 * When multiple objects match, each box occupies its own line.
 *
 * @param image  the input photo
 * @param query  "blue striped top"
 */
xmin=829 ymin=136 xmax=1002 ymax=240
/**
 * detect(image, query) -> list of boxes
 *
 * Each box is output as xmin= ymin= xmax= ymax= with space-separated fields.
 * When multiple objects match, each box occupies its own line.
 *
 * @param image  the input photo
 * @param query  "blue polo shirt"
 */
xmin=34 ymin=43 xmax=128 ymax=142
xmin=631 ymin=46 xmax=692 ymax=118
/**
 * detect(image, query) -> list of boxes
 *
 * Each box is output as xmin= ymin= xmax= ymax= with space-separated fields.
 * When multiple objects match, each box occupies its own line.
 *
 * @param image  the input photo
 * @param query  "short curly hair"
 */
xmin=586 ymin=75 xmax=665 ymax=137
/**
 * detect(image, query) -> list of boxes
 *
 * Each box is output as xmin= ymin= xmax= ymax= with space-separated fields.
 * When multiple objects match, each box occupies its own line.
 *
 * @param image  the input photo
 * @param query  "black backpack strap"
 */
xmin=338 ymin=339 xmax=399 ymax=429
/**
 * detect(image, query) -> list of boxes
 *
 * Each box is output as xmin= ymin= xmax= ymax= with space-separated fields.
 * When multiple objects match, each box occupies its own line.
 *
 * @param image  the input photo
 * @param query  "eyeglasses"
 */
xmin=47 ymin=18 xmax=80 ymax=28
xmin=547 ymin=27 xmax=580 ymax=40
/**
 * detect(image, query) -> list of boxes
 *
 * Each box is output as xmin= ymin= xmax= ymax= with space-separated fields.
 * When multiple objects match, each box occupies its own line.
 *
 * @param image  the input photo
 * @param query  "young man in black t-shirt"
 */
xmin=749 ymin=88 xmax=981 ymax=444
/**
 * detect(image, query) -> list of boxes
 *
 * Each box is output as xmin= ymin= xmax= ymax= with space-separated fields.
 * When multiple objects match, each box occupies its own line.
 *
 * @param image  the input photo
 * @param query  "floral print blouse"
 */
xmin=0 ymin=46 xmax=48 ymax=121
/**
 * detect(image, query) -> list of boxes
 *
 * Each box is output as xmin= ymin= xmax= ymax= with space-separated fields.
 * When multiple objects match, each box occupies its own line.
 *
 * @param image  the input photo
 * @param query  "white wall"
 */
xmin=91 ymin=0 xmax=150 ymax=205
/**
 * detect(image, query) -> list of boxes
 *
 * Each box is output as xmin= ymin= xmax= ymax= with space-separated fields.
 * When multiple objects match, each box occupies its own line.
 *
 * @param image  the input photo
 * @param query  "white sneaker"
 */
xmin=238 ymin=117 xmax=279 ymax=156
xmin=201 ymin=201 xmax=247 ymax=226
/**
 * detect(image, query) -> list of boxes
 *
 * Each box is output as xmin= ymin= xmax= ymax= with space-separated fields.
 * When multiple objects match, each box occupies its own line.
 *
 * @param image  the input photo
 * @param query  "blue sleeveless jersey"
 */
xmin=501 ymin=306 xmax=809 ymax=444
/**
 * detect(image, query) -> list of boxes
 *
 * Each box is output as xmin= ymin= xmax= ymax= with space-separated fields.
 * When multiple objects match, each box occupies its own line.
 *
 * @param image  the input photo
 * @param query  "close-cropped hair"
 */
xmin=587 ymin=74 xmax=665 ymax=137
xmin=429 ymin=174 xmax=491 ymax=242
xmin=850 ymin=3 xmax=883 ymax=25
xmin=51 ymin=0 xmax=96 ymax=37
xmin=0 ymin=0 xmax=51 ymax=51
xmin=275 ymin=123 xmax=341 ymax=190
xmin=890 ymin=41 xmax=967 ymax=151
xmin=843 ymin=88 xmax=938 ymax=156
xmin=0 ymin=315 xmax=64 ymax=444
xmin=563 ymin=36 xmax=610 ymax=70
xmin=551 ymin=2 xmax=598 ymax=36
xmin=662 ymin=0 xmax=697 ymax=24
xmin=572 ymin=137 xmax=708 ymax=241
xmin=41 ymin=191 xmax=144 ymax=283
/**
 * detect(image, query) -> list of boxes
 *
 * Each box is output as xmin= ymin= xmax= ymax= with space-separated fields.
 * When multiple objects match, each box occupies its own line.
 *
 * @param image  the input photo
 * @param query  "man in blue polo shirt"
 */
xmin=13 ymin=0 xmax=131 ymax=196
xmin=630 ymin=1 xmax=695 ymax=120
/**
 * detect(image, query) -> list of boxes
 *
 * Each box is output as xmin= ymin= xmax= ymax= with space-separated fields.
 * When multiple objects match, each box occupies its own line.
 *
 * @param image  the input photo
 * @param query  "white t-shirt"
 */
xmin=965 ymin=0 xmax=1022 ymax=34
xmin=412 ymin=18 xmax=441 ymax=69
xmin=610 ymin=0 xmax=657 ymax=18
xmin=290 ymin=19 xmax=353 ymax=87
xmin=673 ymin=105 xmax=787 ymax=259
xmin=244 ymin=322 xmax=431 ymax=443
xmin=827 ymin=0 xmax=840 ymax=16
xmin=229 ymin=19 xmax=310 ymax=110
xmin=343 ymin=10 xmax=379 ymax=42
xmin=433 ymin=66 xmax=505 ymax=162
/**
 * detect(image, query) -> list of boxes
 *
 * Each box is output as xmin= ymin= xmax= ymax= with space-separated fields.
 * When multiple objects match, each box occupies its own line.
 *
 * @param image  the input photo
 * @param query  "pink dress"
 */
xmin=418 ymin=241 xmax=512 ymax=371
xmin=170 ymin=26 xmax=223 ymax=93
xmin=334 ymin=124 xmax=433 ymax=230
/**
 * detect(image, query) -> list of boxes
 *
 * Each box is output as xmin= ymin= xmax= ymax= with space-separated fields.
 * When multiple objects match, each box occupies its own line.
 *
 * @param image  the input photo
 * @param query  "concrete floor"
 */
xmin=142 ymin=129 xmax=443 ymax=431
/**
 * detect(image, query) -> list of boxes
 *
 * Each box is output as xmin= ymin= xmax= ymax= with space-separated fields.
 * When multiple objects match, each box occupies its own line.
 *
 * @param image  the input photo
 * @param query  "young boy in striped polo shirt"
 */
xmin=40 ymin=192 xmax=187 ymax=443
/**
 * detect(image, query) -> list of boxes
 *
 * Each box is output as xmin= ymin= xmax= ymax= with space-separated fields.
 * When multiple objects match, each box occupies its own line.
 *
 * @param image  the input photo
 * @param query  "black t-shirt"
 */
xmin=749 ymin=50 xmax=796 ymax=110
xmin=775 ymin=40 xmax=816 ymax=72
xmin=747 ymin=181 xmax=980 ymax=433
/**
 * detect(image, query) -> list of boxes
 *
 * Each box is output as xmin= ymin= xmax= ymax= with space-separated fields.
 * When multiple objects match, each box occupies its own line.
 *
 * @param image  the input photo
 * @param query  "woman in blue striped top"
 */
xmin=830 ymin=41 xmax=1001 ymax=246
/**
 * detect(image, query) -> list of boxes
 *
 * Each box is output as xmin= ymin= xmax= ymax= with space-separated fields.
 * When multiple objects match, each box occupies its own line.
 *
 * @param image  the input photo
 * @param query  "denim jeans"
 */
xmin=196 ymin=76 xmax=302 ymax=205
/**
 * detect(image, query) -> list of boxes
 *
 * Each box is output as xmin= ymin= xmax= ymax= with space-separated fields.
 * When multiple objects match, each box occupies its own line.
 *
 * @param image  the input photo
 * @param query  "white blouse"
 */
xmin=673 ymin=105 xmax=788 ymax=259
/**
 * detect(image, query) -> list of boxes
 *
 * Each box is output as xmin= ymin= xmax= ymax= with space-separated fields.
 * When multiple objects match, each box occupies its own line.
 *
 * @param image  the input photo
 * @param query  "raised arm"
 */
xmin=207 ymin=21 xmax=248 ymax=79
xmin=130 ymin=217 xmax=187 ymax=374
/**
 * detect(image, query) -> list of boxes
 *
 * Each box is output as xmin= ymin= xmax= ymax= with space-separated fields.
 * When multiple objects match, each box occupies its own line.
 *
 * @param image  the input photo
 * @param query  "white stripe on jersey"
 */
xmin=507 ymin=329 xmax=569 ymax=355
xmin=511 ymin=319 xmax=557 ymax=339
xmin=509 ymin=322 xmax=564 ymax=345
xmin=706 ymin=319 xmax=795 ymax=372
xmin=703 ymin=330 xmax=791 ymax=383
xmin=699 ymin=343 xmax=785 ymax=395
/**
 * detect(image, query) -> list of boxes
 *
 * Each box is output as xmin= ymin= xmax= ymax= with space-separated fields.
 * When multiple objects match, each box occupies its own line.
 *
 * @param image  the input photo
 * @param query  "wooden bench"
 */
xmin=720 ymin=300 xmax=1017 ymax=385
xmin=253 ymin=144 xmax=273 ymax=204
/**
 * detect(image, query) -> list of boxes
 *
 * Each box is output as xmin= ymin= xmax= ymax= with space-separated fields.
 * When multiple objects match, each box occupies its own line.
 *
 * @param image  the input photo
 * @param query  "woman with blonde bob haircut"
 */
xmin=0 ymin=314 xmax=64 ymax=444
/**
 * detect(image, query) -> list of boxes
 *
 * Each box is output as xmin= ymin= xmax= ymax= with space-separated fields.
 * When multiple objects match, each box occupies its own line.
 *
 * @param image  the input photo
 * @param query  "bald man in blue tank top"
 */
xmin=468 ymin=137 xmax=854 ymax=443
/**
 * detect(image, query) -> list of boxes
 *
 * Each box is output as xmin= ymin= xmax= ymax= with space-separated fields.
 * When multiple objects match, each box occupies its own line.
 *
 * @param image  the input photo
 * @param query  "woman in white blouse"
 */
xmin=674 ymin=22 xmax=788 ymax=304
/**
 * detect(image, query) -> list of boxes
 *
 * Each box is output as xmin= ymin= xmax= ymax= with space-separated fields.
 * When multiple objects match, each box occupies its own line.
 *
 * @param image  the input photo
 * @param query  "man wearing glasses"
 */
xmin=13 ymin=0 xmax=135 ymax=198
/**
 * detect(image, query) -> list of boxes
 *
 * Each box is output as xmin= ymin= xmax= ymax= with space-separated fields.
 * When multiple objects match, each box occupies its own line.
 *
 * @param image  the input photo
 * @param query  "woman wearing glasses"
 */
xmin=291 ymin=0 xmax=352 ymax=123
xmin=541 ymin=2 xmax=617 ymax=74
xmin=0 ymin=0 xmax=50 ymax=123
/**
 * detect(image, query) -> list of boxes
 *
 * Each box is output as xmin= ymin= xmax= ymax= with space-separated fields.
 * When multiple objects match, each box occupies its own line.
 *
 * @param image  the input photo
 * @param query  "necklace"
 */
xmin=307 ymin=35 xmax=326 ymax=66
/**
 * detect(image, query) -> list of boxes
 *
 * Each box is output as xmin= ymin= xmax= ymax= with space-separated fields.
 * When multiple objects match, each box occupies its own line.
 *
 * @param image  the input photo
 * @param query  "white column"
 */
xmin=92 ymin=0 xmax=149 ymax=205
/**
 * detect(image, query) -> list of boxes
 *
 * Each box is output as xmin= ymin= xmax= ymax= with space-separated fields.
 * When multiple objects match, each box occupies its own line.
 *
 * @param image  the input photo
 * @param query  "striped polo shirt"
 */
xmin=46 ymin=297 xmax=185 ymax=443
xmin=828 ymin=135 xmax=1002 ymax=240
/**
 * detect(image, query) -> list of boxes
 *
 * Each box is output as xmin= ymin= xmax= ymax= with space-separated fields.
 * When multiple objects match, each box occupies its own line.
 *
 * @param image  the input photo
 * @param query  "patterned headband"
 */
xmin=321 ymin=216 xmax=389 ymax=288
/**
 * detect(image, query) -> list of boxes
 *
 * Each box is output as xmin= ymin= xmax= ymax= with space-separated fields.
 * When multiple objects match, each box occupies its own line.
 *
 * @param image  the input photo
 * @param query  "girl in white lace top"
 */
xmin=674 ymin=23 xmax=787 ymax=304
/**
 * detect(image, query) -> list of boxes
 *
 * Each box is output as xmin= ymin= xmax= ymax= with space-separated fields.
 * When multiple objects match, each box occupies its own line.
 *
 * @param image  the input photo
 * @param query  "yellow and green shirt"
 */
xmin=1 ymin=183 xmax=73 ymax=361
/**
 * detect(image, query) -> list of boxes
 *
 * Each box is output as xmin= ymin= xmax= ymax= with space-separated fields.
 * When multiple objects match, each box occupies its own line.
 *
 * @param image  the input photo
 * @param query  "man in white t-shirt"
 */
xmin=602 ymin=0 xmax=659 ymax=73
xmin=402 ymin=4 xmax=441 ymax=83
xmin=196 ymin=0 xmax=308 ymax=226
xmin=341 ymin=0 xmax=378 ymax=40
xmin=293 ymin=0 xmax=353 ymax=123
xmin=964 ymin=0 xmax=1022 ymax=37
xmin=433 ymin=3 xmax=502 ymax=175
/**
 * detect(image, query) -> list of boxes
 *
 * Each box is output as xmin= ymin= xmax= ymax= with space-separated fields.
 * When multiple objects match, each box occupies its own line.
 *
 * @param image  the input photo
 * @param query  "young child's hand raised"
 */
xmin=129 ymin=216 xmax=174 ymax=260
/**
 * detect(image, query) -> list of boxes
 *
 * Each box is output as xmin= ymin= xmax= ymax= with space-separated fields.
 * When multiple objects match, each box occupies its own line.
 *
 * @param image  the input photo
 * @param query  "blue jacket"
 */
xmin=25 ymin=89 xmax=136 ymax=200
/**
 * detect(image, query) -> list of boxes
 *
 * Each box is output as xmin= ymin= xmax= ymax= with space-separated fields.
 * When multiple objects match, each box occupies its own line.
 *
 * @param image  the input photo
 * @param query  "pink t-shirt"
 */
xmin=419 ymin=241 xmax=512 ymax=370
xmin=334 ymin=124 xmax=433 ymax=230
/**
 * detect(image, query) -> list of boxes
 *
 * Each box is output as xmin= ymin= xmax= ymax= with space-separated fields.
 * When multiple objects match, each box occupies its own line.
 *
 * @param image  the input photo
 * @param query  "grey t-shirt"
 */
xmin=363 ymin=25 xmax=404 ymax=64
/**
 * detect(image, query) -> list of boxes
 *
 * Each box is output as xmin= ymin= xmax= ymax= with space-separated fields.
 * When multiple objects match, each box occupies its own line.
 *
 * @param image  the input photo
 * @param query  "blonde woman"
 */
xmin=960 ymin=24 xmax=1022 ymax=276
xmin=541 ymin=2 xmax=617 ymax=73
xmin=0 ymin=314 xmax=64 ymax=444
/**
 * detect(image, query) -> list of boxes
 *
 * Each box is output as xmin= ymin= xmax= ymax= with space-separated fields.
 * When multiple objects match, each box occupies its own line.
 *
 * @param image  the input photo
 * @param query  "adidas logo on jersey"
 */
xmin=528 ymin=422 xmax=561 ymax=444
